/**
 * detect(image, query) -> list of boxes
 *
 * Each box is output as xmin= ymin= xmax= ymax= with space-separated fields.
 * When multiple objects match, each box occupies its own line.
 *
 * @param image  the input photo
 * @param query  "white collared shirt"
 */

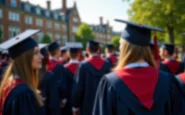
xmin=167 ymin=58 xmax=176 ymax=61
xmin=90 ymin=54 xmax=98 ymax=58
xmin=125 ymin=62 xmax=149 ymax=68
xmin=50 ymin=57 xmax=58 ymax=61
xmin=69 ymin=60 xmax=79 ymax=64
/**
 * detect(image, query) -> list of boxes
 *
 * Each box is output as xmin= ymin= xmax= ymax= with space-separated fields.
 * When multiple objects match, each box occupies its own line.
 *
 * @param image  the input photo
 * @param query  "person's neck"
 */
xmin=52 ymin=55 xmax=59 ymax=60
xmin=135 ymin=59 xmax=146 ymax=63
xmin=165 ymin=55 xmax=174 ymax=59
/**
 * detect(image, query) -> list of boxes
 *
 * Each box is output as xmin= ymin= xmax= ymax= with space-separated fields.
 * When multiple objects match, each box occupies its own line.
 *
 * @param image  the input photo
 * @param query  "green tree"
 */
xmin=42 ymin=34 xmax=52 ymax=43
xmin=74 ymin=23 xmax=95 ymax=49
xmin=127 ymin=0 xmax=185 ymax=44
xmin=111 ymin=36 xmax=120 ymax=51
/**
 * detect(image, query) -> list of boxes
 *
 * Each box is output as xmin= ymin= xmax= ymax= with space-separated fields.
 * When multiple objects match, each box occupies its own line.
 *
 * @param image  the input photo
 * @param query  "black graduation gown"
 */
xmin=52 ymin=64 xmax=68 ymax=115
xmin=63 ymin=63 xmax=79 ymax=115
xmin=162 ymin=59 xmax=184 ymax=75
xmin=2 ymin=84 xmax=42 ymax=115
xmin=93 ymin=67 xmax=180 ymax=115
xmin=38 ymin=72 xmax=53 ymax=115
xmin=175 ymin=73 xmax=185 ymax=114
xmin=159 ymin=63 xmax=171 ymax=73
xmin=72 ymin=57 xmax=112 ymax=115
xmin=105 ymin=54 xmax=117 ymax=68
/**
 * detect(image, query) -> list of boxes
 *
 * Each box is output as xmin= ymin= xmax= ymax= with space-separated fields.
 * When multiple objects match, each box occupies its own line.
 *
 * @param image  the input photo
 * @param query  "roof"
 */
xmin=90 ymin=25 xmax=108 ymax=33
xmin=52 ymin=8 xmax=74 ymax=22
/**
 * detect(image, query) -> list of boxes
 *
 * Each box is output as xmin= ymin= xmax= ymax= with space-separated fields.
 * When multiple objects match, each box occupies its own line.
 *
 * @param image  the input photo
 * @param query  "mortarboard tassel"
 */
xmin=153 ymin=33 xmax=160 ymax=68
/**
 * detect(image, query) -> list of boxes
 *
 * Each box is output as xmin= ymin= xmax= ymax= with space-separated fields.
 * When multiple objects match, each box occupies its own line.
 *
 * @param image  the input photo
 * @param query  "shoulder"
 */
xmin=104 ymin=72 xmax=121 ymax=86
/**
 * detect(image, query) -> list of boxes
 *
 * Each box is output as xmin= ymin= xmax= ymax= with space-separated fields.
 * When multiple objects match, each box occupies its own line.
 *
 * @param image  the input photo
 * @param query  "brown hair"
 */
xmin=114 ymin=39 xmax=156 ymax=70
xmin=0 ymin=48 xmax=43 ymax=106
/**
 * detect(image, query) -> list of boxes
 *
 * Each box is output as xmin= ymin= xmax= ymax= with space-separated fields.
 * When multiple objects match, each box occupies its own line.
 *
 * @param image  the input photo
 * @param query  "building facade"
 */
xmin=90 ymin=17 xmax=113 ymax=44
xmin=0 ymin=0 xmax=119 ymax=45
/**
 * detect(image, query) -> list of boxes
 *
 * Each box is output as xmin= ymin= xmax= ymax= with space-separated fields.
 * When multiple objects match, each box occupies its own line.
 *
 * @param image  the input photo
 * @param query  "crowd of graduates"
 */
xmin=0 ymin=19 xmax=185 ymax=115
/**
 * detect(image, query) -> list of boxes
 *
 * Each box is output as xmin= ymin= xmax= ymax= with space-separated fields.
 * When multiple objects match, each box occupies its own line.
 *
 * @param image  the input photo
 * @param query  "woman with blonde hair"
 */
xmin=93 ymin=20 xmax=180 ymax=115
xmin=0 ymin=30 xmax=44 ymax=115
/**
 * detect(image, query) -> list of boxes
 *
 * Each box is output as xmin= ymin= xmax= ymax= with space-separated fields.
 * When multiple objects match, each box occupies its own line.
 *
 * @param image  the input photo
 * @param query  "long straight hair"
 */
xmin=114 ymin=39 xmax=156 ymax=70
xmin=0 ymin=48 xmax=43 ymax=106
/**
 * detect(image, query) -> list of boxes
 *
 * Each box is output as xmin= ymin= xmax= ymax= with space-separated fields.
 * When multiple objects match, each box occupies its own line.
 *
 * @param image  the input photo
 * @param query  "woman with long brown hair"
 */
xmin=0 ymin=30 xmax=44 ymax=115
xmin=93 ymin=20 xmax=180 ymax=115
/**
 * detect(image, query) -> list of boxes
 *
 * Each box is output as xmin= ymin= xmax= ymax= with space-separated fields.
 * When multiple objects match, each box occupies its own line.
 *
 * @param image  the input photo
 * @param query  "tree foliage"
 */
xmin=127 ymin=0 xmax=185 ymax=44
xmin=74 ymin=23 xmax=95 ymax=50
xmin=42 ymin=34 xmax=52 ymax=43
xmin=111 ymin=36 xmax=120 ymax=51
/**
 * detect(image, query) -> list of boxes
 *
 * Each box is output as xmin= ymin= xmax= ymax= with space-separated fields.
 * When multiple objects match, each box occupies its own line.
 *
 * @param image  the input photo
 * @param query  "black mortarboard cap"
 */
xmin=0 ymin=29 xmax=39 ymax=59
xmin=39 ymin=44 xmax=49 ymax=57
xmin=106 ymin=44 xmax=115 ymax=50
xmin=48 ymin=41 xmax=60 ymax=52
xmin=87 ymin=40 xmax=100 ymax=51
xmin=115 ymin=19 xmax=165 ymax=46
xmin=161 ymin=44 xmax=175 ymax=55
xmin=66 ymin=42 xmax=82 ymax=54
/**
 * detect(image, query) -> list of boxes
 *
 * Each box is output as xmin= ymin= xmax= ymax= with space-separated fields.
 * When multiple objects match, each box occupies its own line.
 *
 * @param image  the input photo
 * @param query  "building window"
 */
xmin=62 ymin=25 xmax=67 ymax=32
xmin=55 ymin=23 xmax=60 ymax=30
xmin=11 ymin=0 xmax=17 ymax=7
xmin=36 ymin=18 xmax=43 ymax=27
xmin=0 ymin=9 xmax=2 ymax=19
xmin=8 ymin=26 xmax=20 ymax=38
xmin=46 ymin=21 xmax=52 ymax=28
xmin=73 ymin=17 xmax=78 ymax=23
xmin=37 ymin=32 xmax=43 ymax=42
xmin=55 ymin=33 xmax=60 ymax=44
xmin=25 ymin=16 xmax=32 ymax=25
xmin=36 ymin=8 xmax=41 ymax=15
xmin=25 ymin=4 xmax=31 ymax=12
xmin=54 ymin=14 xmax=58 ymax=20
xmin=46 ymin=11 xmax=50 ymax=17
xmin=72 ymin=26 xmax=78 ymax=33
xmin=62 ymin=35 xmax=67 ymax=45
xmin=8 ymin=11 xmax=20 ymax=22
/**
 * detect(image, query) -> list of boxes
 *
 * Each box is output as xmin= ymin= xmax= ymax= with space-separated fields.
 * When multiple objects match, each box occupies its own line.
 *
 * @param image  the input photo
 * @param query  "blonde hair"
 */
xmin=0 ymin=48 xmax=43 ymax=106
xmin=114 ymin=39 xmax=156 ymax=70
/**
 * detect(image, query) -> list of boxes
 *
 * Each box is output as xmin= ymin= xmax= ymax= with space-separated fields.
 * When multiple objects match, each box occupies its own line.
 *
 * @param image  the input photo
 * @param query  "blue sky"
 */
xmin=22 ymin=0 xmax=131 ymax=32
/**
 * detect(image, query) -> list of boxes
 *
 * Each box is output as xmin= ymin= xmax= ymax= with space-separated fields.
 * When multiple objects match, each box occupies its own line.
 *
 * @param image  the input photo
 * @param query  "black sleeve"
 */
xmin=72 ymin=63 xmax=86 ymax=107
xmin=92 ymin=77 xmax=116 ymax=115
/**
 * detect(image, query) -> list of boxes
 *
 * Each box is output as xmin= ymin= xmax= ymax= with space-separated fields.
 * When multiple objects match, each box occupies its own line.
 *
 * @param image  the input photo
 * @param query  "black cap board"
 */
xmin=0 ymin=29 xmax=40 ymax=59
xmin=115 ymin=19 xmax=165 ymax=46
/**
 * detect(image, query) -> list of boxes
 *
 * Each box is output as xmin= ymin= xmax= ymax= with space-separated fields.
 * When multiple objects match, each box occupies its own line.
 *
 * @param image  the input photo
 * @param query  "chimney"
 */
xmin=62 ymin=0 xmax=67 ymax=14
xmin=100 ymin=17 xmax=103 ymax=27
xmin=47 ymin=0 xmax=51 ymax=10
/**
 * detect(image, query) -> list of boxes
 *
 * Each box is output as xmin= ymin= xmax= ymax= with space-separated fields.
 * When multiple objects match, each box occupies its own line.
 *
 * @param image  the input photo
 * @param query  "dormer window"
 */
xmin=54 ymin=14 xmax=58 ymax=20
xmin=11 ymin=0 xmax=17 ymax=7
xmin=46 ymin=10 xmax=50 ymax=17
xmin=25 ymin=4 xmax=31 ymax=12
xmin=36 ymin=7 xmax=41 ymax=15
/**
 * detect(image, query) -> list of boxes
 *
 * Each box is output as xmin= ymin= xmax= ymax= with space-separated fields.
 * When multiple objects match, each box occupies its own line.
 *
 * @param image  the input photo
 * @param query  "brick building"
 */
xmin=0 ymin=0 xmax=119 ymax=45
xmin=90 ymin=17 xmax=113 ymax=44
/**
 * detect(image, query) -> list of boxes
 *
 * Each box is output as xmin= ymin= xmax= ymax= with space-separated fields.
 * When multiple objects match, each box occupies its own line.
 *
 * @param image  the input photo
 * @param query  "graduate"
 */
xmin=60 ymin=46 xmax=68 ymax=64
xmin=175 ymin=68 xmax=185 ymax=114
xmin=93 ymin=19 xmax=180 ymax=115
xmin=48 ymin=41 xmax=65 ymax=72
xmin=105 ymin=44 xmax=117 ymax=67
xmin=72 ymin=40 xmax=112 ymax=115
xmin=0 ymin=29 xmax=44 ymax=115
xmin=63 ymin=42 xmax=82 ymax=115
xmin=160 ymin=44 xmax=184 ymax=75
xmin=149 ymin=42 xmax=170 ymax=72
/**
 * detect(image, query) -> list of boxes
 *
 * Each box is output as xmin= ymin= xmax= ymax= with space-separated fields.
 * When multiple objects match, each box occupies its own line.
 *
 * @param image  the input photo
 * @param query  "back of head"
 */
xmin=115 ymin=39 xmax=156 ymax=70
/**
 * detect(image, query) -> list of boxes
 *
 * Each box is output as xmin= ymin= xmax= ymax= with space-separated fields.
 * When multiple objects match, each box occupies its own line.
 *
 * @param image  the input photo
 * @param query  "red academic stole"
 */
xmin=114 ymin=66 xmax=158 ymax=110
xmin=48 ymin=59 xmax=65 ymax=72
xmin=65 ymin=63 xmax=79 ymax=75
xmin=87 ymin=57 xmax=105 ymax=70
xmin=109 ymin=55 xmax=117 ymax=66
xmin=163 ymin=59 xmax=180 ymax=74
xmin=178 ymin=73 xmax=185 ymax=84
xmin=0 ymin=78 xmax=24 ymax=115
